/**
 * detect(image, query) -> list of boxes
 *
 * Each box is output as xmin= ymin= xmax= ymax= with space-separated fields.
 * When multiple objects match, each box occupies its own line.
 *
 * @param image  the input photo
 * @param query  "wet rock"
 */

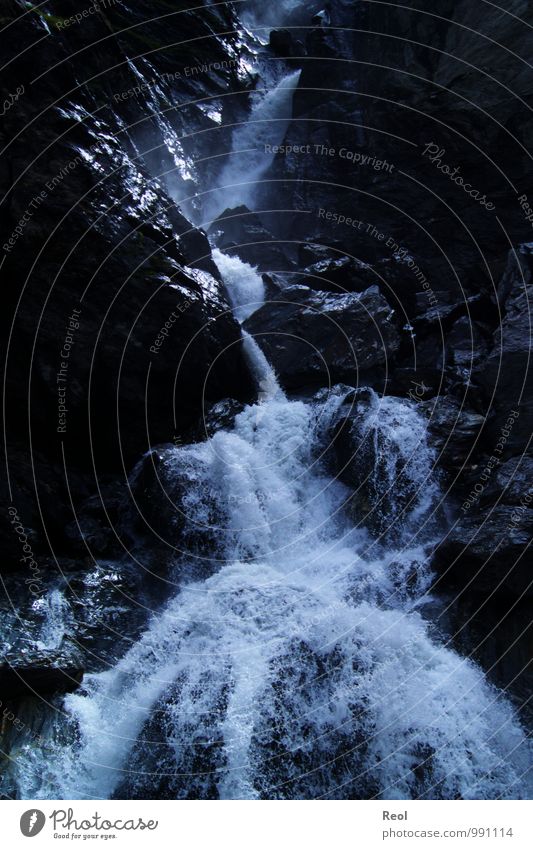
xmin=434 ymin=451 xmax=533 ymax=599
xmin=0 ymin=447 xmax=91 ymax=573
xmin=261 ymin=272 xmax=286 ymax=300
xmin=64 ymin=561 xmax=150 ymax=667
xmin=244 ymin=285 xmax=400 ymax=390
xmin=0 ymin=0 xmax=256 ymax=575
xmin=422 ymin=396 xmax=487 ymax=474
xmin=123 ymin=445 xmax=221 ymax=565
xmin=298 ymin=242 xmax=347 ymax=268
xmin=64 ymin=516 xmax=118 ymax=559
xmin=443 ymin=594 xmax=533 ymax=729
xmin=112 ymin=674 xmax=230 ymax=799
xmin=63 ymin=481 xmax=129 ymax=559
xmin=0 ymin=650 xmax=84 ymax=699
xmin=208 ymin=206 xmax=294 ymax=271
xmin=300 ymin=255 xmax=376 ymax=293
xmin=477 ymin=245 xmax=533 ymax=458
xmin=446 ymin=316 xmax=490 ymax=377
xmin=325 ymin=387 xmax=437 ymax=538
xmin=250 ymin=639 xmax=377 ymax=800
xmin=124 ymin=447 xmax=188 ymax=544
xmin=480 ymin=457 xmax=533 ymax=507
xmin=196 ymin=398 xmax=245 ymax=440
xmin=433 ymin=505 xmax=533 ymax=598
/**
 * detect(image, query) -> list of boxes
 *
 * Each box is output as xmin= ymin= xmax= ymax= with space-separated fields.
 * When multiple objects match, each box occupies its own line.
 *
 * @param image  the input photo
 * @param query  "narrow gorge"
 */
xmin=1 ymin=0 xmax=532 ymax=801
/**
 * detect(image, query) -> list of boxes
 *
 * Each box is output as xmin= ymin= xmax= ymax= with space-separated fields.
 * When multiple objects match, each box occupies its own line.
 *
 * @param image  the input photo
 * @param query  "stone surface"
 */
xmin=244 ymin=285 xmax=400 ymax=389
xmin=433 ymin=506 xmax=533 ymax=598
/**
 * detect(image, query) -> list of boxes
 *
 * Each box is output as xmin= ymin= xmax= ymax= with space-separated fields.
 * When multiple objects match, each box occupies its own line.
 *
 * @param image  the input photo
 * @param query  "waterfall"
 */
xmin=9 ymin=4 xmax=531 ymax=805
xmin=15 ymin=333 xmax=532 ymax=799
xmin=212 ymin=249 xmax=265 ymax=322
xmin=205 ymin=70 xmax=301 ymax=222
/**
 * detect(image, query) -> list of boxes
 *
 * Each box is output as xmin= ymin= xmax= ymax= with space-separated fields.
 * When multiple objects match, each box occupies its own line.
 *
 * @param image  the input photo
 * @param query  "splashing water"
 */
xmin=212 ymin=249 xmax=265 ymax=322
xmin=347 ymin=391 xmax=442 ymax=541
xmin=10 ymin=83 xmax=531 ymax=796
xmin=35 ymin=589 xmax=71 ymax=651
xmin=16 ymin=359 xmax=532 ymax=799
xmin=212 ymin=251 xmax=280 ymax=406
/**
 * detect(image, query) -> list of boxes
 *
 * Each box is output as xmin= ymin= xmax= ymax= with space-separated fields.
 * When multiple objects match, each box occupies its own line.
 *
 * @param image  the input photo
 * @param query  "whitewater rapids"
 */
xmin=15 ymin=254 xmax=532 ymax=801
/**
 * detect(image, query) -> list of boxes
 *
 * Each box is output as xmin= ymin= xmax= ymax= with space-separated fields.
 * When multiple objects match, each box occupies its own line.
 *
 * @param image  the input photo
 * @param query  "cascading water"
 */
xmin=204 ymin=69 xmax=302 ymax=222
xmin=13 ymin=254 xmax=532 ymax=801
xmin=212 ymin=249 xmax=265 ymax=322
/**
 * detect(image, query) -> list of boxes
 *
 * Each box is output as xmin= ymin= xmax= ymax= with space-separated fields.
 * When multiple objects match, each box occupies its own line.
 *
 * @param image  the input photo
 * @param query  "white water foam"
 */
xmin=212 ymin=249 xmax=265 ymax=322
xmin=16 ymin=378 xmax=532 ymax=800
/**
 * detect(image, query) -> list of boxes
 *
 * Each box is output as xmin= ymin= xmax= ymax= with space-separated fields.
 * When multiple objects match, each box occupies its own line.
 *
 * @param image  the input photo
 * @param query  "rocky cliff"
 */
xmin=0 ymin=0 xmax=256 ymax=573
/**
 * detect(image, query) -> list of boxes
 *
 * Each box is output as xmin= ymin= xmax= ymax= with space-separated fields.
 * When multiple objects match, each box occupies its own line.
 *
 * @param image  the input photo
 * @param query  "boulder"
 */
xmin=195 ymin=398 xmax=245 ymax=441
xmin=123 ymin=445 xmax=222 ymax=567
xmin=423 ymin=396 xmax=487 ymax=474
xmin=433 ymin=506 xmax=533 ymax=598
xmin=300 ymin=255 xmax=376 ymax=292
xmin=324 ymin=387 xmax=438 ymax=539
xmin=479 ymin=457 xmax=533 ymax=507
xmin=208 ymin=206 xmax=294 ymax=271
xmin=244 ymin=285 xmax=400 ymax=390
xmin=0 ymin=646 xmax=84 ymax=699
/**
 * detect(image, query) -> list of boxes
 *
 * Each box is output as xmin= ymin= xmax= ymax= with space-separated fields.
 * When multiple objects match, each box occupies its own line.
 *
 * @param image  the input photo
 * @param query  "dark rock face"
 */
xmin=264 ymin=0 xmax=533 ymax=284
xmin=477 ymin=245 xmax=533 ymax=456
xmin=0 ymin=0 xmax=259 ymax=718
xmin=125 ymin=446 xmax=195 ymax=546
xmin=0 ymin=0 xmax=256 ymax=590
xmin=123 ymin=445 xmax=222 ymax=575
xmin=423 ymin=247 xmax=533 ymax=599
xmin=208 ymin=206 xmax=294 ymax=271
xmin=423 ymin=396 xmax=487 ymax=475
xmin=433 ymin=506 xmax=533 ymax=598
xmin=244 ymin=285 xmax=400 ymax=389
xmin=257 ymin=0 xmax=533 ymax=447
xmin=0 ymin=658 xmax=84 ymax=700
xmin=481 ymin=457 xmax=533 ymax=508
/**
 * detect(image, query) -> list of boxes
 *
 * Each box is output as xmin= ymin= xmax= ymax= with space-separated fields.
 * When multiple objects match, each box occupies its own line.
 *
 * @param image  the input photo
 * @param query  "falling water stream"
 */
xmin=204 ymin=68 xmax=302 ymax=222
